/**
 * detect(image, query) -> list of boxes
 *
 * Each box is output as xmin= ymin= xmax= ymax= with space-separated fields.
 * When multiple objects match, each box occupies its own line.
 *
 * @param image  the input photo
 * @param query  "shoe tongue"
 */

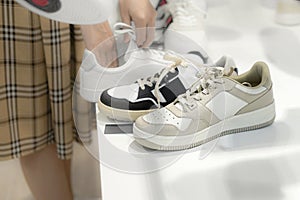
xmin=214 ymin=56 xmax=237 ymax=76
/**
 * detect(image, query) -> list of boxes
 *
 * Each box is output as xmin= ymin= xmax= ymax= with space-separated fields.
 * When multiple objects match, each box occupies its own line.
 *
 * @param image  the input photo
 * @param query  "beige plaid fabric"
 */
xmin=0 ymin=0 xmax=91 ymax=160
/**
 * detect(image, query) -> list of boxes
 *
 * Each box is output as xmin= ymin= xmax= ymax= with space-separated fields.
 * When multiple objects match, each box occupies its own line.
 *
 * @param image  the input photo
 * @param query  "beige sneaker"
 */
xmin=133 ymin=62 xmax=276 ymax=150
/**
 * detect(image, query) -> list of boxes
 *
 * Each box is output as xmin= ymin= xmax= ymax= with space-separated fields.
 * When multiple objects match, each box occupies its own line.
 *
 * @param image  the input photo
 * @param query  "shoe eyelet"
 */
xmin=188 ymin=102 xmax=197 ymax=110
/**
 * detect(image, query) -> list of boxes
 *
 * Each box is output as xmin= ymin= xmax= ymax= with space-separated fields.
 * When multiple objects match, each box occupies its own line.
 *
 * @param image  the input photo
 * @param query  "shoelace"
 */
xmin=137 ymin=54 xmax=189 ymax=108
xmin=114 ymin=22 xmax=167 ymax=56
xmin=177 ymin=67 xmax=225 ymax=112
xmin=167 ymin=0 xmax=206 ymax=24
xmin=113 ymin=22 xmax=136 ymax=41
xmin=114 ymin=23 xmax=188 ymax=109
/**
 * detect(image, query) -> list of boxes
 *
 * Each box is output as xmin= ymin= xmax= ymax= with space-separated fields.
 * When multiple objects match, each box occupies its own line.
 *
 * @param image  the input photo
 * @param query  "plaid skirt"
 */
xmin=0 ymin=0 xmax=91 ymax=160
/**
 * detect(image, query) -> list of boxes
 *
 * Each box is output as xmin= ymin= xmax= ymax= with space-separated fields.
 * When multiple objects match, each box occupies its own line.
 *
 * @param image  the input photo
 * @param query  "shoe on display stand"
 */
xmin=133 ymin=62 xmax=275 ymax=150
xmin=15 ymin=0 xmax=112 ymax=24
xmin=275 ymin=0 xmax=300 ymax=25
xmin=98 ymin=55 xmax=237 ymax=122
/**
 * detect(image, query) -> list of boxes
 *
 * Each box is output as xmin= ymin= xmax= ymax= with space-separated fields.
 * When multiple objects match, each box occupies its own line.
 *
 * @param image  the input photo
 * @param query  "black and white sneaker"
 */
xmin=98 ymin=54 xmax=237 ymax=121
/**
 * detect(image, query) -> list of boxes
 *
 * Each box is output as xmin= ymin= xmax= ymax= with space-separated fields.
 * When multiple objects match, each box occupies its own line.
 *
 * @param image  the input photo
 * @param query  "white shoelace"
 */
xmin=113 ymin=22 xmax=136 ymax=40
xmin=137 ymin=54 xmax=189 ymax=107
xmin=113 ymin=22 xmax=166 ymax=60
xmin=167 ymin=0 xmax=206 ymax=25
xmin=177 ymin=67 xmax=224 ymax=112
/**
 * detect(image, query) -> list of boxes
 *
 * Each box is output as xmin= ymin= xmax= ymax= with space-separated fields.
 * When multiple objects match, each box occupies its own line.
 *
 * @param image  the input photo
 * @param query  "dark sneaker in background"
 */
xmin=25 ymin=0 xmax=61 ymax=13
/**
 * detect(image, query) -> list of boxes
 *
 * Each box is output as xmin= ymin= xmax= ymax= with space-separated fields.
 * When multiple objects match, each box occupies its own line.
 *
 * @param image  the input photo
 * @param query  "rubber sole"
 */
xmin=133 ymin=102 xmax=276 ymax=150
xmin=97 ymin=101 xmax=155 ymax=122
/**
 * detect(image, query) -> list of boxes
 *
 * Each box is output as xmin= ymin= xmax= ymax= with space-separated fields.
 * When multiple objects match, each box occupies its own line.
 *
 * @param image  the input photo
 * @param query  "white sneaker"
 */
xmin=164 ymin=0 xmax=208 ymax=54
xmin=80 ymin=23 xmax=210 ymax=102
xmin=98 ymin=55 xmax=236 ymax=121
xmin=133 ymin=62 xmax=275 ymax=150
xmin=276 ymin=0 xmax=300 ymax=25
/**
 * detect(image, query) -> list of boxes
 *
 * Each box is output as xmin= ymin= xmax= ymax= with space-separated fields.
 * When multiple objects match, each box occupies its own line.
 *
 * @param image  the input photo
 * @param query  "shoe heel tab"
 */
xmin=80 ymin=49 xmax=99 ymax=71
xmin=252 ymin=61 xmax=272 ymax=88
xmin=252 ymin=61 xmax=270 ymax=76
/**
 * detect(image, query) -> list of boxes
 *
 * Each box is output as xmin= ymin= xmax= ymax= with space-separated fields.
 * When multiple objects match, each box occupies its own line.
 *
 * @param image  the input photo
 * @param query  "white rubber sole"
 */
xmin=133 ymin=102 xmax=276 ymax=150
xmin=97 ymin=101 xmax=155 ymax=122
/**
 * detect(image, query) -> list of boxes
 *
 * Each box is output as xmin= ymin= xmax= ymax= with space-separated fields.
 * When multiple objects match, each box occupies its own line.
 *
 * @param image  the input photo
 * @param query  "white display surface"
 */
xmin=97 ymin=0 xmax=300 ymax=199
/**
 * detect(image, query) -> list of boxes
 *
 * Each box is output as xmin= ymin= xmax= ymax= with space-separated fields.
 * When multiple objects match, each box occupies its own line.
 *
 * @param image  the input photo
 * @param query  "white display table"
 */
xmin=96 ymin=0 xmax=300 ymax=199
xmin=97 ymin=107 xmax=300 ymax=200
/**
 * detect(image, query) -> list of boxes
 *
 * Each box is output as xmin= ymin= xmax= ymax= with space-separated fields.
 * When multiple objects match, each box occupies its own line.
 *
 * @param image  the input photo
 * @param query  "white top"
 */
xmin=15 ymin=0 xmax=114 ymax=24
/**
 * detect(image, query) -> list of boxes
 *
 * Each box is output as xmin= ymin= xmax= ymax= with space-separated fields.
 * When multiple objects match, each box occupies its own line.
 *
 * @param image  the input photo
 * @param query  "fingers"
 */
xmin=104 ymin=37 xmax=119 ymax=68
xmin=119 ymin=0 xmax=157 ymax=47
xmin=107 ymin=38 xmax=119 ymax=68
xmin=135 ymin=20 xmax=147 ymax=47
xmin=142 ymin=19 xmax=156 ymax=48
xmin=120 ymin=0 xmax=142 ymax=44
xmin=93 ymin=36 xmax=119 ymax=68
xmin=135 ymin=12 xmax=157 ymax=48
xmin=134 ymin=8 xmax=157 ymax=48
xmin=119 ymin=1 xmax=131 ymax=43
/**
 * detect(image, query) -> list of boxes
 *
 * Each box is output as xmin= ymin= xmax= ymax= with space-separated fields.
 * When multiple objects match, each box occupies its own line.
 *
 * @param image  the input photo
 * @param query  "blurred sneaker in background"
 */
xmin=153 ymin=0 xmax=173 ymax=45
xmin=276 ymin=0 xmax=300 ymax=25
xmin=164 ymin=0 xmax=208 ymax=54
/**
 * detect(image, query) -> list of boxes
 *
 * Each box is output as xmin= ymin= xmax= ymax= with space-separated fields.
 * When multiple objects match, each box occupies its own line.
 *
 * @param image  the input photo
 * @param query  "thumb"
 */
xmin=119 ymin=2 xmax=131 ymax=43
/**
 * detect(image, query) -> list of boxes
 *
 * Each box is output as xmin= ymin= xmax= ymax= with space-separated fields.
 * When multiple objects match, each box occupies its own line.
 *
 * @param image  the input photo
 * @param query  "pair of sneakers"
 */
xmin=80 ymin=23 xmax=211 ymax=102
xmin=99 ymin=57 xmax=275 ymax=151
xmin=80 ymin=22 xmax=276 ymax=151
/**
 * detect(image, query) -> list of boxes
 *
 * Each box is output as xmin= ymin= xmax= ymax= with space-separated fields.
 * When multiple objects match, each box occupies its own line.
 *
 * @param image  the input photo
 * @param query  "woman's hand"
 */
xmin=119 ymin=0 xmax=157 ymax=48
xmin=81 ymin=21 xmax=118 ymax=67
